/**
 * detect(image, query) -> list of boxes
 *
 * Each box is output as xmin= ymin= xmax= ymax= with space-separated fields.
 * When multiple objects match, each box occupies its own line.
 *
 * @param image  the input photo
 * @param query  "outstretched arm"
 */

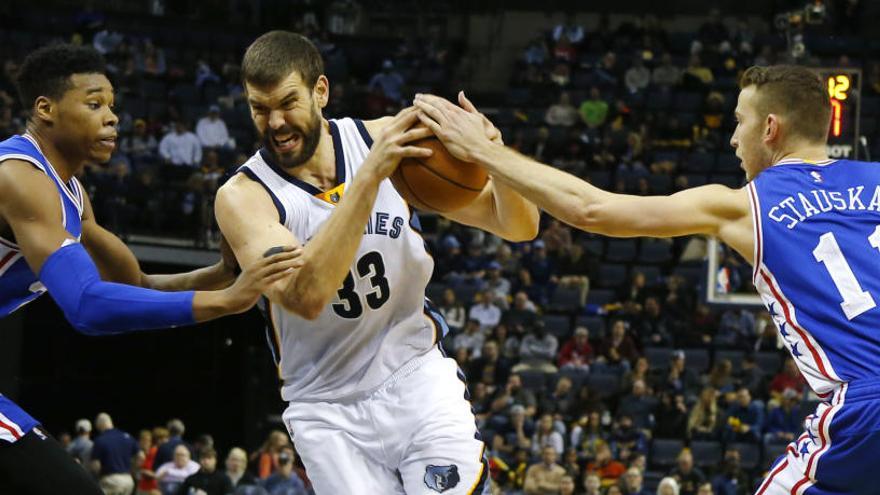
xmin=0 ymin=160 xmax=301 ymax=334
xmin=80 ymin=193 xmax=235 ymax=291
xmin=414 ymin=93 xmax=754 ymax=258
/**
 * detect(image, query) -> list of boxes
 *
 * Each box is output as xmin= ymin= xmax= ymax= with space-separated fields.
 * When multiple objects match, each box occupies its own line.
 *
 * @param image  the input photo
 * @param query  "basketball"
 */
xmin=391 ymin=128 xmax=488 ymax=213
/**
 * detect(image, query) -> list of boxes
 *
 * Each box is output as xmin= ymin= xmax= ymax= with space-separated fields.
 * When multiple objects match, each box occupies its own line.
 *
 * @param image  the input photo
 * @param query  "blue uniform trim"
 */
xmin=0 ymin=395 xmax=39 ymax=443
xmin=353 ymin=119 xmax=373 ymax=148
xmin=239 ymin=167 xmax=287 ymax=225
xmin=328 ymin=120 xmax=347 ymax=186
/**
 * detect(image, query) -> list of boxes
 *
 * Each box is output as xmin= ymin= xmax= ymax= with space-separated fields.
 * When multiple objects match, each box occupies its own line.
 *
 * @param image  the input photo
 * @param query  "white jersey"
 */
xmin=238 ymin=118 xmax=441 ymax=402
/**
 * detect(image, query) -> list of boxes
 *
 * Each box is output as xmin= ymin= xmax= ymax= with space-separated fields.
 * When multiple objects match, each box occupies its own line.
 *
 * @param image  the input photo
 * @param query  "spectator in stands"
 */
xmin=624 ymin=56 xmax=651 ymax=94
xmin=683 ymin=54 xmax=713 ymax=89
xmin=621 ymin=357 xmax=651 ymax=397
xmin=594 ymin=51 xmax=621 ymax=87
xmin=634 ymin=296 xmax=673 ymax=346
xmin=524 ymin=239 xmax=555 ymax=293
xmin=515 ymin=321 xmax=559 ymax=373
xmin=504 ymin=290 xmax=540 ymax=331
xmin=622 ymin=467 xmax=652 ymax=495
xmin=470 ymin=340 xmax=512 ymax=391
xmin=669 ymin=449 xmax=706 ymax=495
xmin=225 ymin=447 xmax=261 ymax=489
xmin=769 ymin=358 xmax=807 ymax=403
xmin=159 ymin=120 xmax=202 ymax=167
xmin=583 ymin=473 xmax=602 ymax=495
xmin=252 ymin=430 xmax=290 ymax=479
xmin=722 ymin=387 xmax=764 ymax=443
xmin=485 ymin=261 xmax=512 ymax=306
xmin=524 ymin=445 xmax=566 ymax=495
xmin=177 ymin=447 xmax=232 ymax=495
xmin=558 ymin=326 xmax=593 ymax=372
xmin=560 ymin=446 xmax=581 ymax=482
xmin=368 ymin=59 xmax=405 ymax=104
xmin=119 ymin=118 xmax=158 ymax=166
xmin=68 ymin=418 xmax=93 ymax=465
xmin=531 ymin=413 xmax=564 ymax=456
xmin=715 ymin=308 xmax=755 ymax=348
xmin=134 ymin=428 xmax=160 ymax=494
xmin=545 ymin=91 xmax=580 ymax=127
xmin=586 ymin=443 xmax=625 ymax=488
xmin=553 ymin=13 xmax=585 ymax=45
xmin=660 ymin=350 xmax=700 ymax=399
xmin=156 ymin=444 xmax=200 ymax=494
xmin=596 ymin=319 xmax=639 ymax=373
xmin=135 ymin=38 xmax=166 ymax=76
xmin=697 ymin=482 xmax=715 ymax=495
xmin=196 ymin=104 xmax=231 ymax=149
xmin=90 ymin=412 xmax=139 ymax=495
xmin=764 ymin=388 xmax=802 ymax=444
xmin=705 ymin=359 xmax=735 ymax=395
xmin=654 ymin=391 xmax=689 ymax=439
xmin=195 ymin=59 xmax=221 ymax=88
xmin=688 ymin=386 xmax=720 ymax=442
xmin=737 ymin=354 xmax=766 ymax=399
xmin=580 ymin=87 xmax=609 ymax=129
xmin=454 ymin=318 xmax=486 ymax=360
xmin=609 ymin=414 xmax=648 ymax=462
xmin=438 ymin=288 xmax=466 ymax=333
xmin=560 ymin=474 xmax=577 ymax=495
xmin=652 ymin=53 xmax=682 ymax=88
xmin=658 ymin=477 xmax=681 ymax=495
xmin=262 ymin=446 xmax=307 ymax=495
xmin=617 ymin=379 xmax=657 ymax=431
xmin=469 ymin=290 xmax=502 ymax=330
xmin=619 ymin=271 xmax=648 ymax=310
xmin=492 ymin=403 xmax=534 ymax=457
xmin=541 ymin=219 xmax=573 ymax=255
xmin=493 ymin=447 xmax=530 ymax=491
xmin=153 ymin=419 xmax=189 ymax=471
xmin=710 ymin=449 xmax=748 ymax=495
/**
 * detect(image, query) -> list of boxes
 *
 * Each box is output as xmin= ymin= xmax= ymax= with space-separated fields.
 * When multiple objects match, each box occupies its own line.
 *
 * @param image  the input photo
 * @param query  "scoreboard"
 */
xmin=814 ymin=68 xmax=861 ymax=159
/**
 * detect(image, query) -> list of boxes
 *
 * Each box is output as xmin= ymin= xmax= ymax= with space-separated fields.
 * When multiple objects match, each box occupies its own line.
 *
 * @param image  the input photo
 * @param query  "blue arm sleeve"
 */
xmin=38 ymin=242 xmax=196 ymax=335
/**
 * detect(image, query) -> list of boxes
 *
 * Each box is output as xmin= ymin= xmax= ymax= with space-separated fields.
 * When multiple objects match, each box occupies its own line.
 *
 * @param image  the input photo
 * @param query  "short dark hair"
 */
xmin=200 ymin=447 xmax=217 ymax=459
xmin=739 ymin=65 xmax=831 ymax=144
xmin=15 ymin=43 xmax=106 ymax=108
xmin=241 ymin=31 xmax=323 ymax=89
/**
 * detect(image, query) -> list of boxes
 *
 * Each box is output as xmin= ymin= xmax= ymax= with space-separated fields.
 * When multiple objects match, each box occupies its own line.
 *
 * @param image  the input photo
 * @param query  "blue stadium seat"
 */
xmin=755 ymin=352 xmax=783 ymax=375
xmin=690 ymin=440 xmax=723 ymax=468
xmin=588 ymin=171 xmax=612 ymax=189
xmin=425 ymin=282 xmax=447 ymax=303
xmin=673 ymin=262 xmax=703 ymax=287
xmin=674 ymin=92 xmax=704 ymax=112
xmin=683 ymin=174 xmax=708 ymax=188
xmin=710 ymin=174 xmax=743 ymax=189
xmin=575 ymin=315 xmax=606 ymax=339
xmin=650 ymin=439 xmax=684 ymax=469
xmin=586 ymin=289 xmax=616 ymax=306
xmin=582 ymin=239 xmax=604 ymax=257
xmin=587 ymin=373 xmax=621 ymax=399
xmin=730 ymin=442 xmax=762 ymax=471
xmin=646 ymin=90 xmax=672 ymax=111
xmin=762 ymin=438 xmax=790 ymax=467
xmin=455 ymin=286 xmax=479 ymax=306
xmin=605 ymin=240 xmax=638 ymax=263
xmin=716 ymin=153 xmax=742 ymax=173
xmin=684 ymin=348 xmax=710 ymax=373
xmin=541 ymin=314 xmax=572 ymax=339
xmin=630 ymin=265 xmax=662 ymax=285
xmin=647 ymin=174 xmax=673 ymax=194
xmin=519 ymin=370 xmax=550 ymax=391
xmin=684 ymin=152 xmax=715 ymax=173
xmin=645 ymin=347 xmax=673 ymax=368
xmin=597 ymin=263 xmax=628 ymax=289
xmin=638 ymin=240 xmax=673 ymax=264
xmin=547 ymin=286 xmax=583 ymax=314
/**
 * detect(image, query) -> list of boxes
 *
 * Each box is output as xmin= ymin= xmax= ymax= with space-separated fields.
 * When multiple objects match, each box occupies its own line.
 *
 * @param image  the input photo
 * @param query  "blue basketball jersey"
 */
xmin=0 ymin=134 xmax=85 ymax=317
xmin=750 ymin=158 xmax=880 ymax=396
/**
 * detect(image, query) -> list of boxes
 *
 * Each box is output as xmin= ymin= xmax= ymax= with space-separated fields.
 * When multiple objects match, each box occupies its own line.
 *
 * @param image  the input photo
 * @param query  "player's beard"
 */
xmin=262 ymin=104 xmax=322 ymax=169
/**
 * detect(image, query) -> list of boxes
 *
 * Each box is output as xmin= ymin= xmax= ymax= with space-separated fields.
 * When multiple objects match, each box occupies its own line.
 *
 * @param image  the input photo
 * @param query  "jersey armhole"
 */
xmin=238 ymin=167 xmax=288 ymax=225
xmin=0 ymin=154 xmax=48 ymax=174
xmin=747 ymin=181 xmax=763 ymax=284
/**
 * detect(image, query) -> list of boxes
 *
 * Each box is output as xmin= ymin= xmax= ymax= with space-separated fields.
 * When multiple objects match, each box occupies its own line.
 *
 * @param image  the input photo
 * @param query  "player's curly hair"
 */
xmin=739 ymin=65 xmax=831 ymax=144
xmin=15 ymin=43 xmax=106 ymax=109
xmin=241 ymin=31 xmax=323 ymax=89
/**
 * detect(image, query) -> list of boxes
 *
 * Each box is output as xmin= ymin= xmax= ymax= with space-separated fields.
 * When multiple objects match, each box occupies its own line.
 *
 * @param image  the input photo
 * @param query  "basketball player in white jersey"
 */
xmin=215 ymin=32 xmax=539 ymax=494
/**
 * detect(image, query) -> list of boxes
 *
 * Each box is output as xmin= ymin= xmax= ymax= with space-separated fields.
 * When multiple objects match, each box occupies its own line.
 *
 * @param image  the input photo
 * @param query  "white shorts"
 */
xmin=282 ymin=347 xmax=489 ymax=495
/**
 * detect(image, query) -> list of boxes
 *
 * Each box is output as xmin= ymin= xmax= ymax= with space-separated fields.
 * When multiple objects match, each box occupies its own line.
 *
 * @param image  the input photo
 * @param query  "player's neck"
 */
xmin=25 ymin=125 xmax=82 ymax=182
xmin=771 ymin=143 xmax=829 ymax=166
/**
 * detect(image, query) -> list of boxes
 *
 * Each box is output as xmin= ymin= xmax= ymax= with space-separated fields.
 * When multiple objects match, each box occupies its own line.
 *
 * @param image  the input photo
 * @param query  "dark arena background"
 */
xmin=0 ymin=0 xmax=878 ymax=494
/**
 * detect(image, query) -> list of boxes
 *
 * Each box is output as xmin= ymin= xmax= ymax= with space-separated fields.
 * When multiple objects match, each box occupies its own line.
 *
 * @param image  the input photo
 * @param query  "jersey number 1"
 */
xmin=813 ymin=228 xmax=880 ymax=320
xmin=332 ymin=251 xmax=391 ymax=319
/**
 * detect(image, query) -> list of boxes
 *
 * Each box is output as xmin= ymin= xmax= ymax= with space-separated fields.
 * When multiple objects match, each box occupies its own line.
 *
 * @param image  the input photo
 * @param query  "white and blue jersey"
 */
xmin=0 ymin=134 xmax=85 ymax=443
xmin=750 ymin=158 xmax=880 ymax=495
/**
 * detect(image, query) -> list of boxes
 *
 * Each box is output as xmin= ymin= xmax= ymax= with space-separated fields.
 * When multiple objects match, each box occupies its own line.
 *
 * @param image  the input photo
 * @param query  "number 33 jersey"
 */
xmin=238 ymin=118 xmax=438 ymax=402
xmin=749 ymin=158 xmax=880 ymax=395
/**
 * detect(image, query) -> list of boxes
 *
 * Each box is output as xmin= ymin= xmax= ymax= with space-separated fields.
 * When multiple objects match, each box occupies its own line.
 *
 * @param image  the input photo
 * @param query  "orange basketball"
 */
xmin=391 ymin=133 xmax=488 ymax=213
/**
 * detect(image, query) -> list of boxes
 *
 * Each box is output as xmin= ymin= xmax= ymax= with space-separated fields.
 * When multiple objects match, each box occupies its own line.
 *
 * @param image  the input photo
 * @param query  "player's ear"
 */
xmin=764 ymin=113 xmax=780 ymax=144
xmin=313 ymin=75 xmax=329 ymax=109
xmin=33 ymin=96 xmax=55 ymax=125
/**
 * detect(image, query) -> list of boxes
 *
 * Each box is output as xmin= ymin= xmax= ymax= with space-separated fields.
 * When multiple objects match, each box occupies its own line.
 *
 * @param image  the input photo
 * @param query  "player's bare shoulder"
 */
xmin=362 ymin=116 xmax=395 ymax=138
xmin=215 ymin=170 xmax=280 ymax=224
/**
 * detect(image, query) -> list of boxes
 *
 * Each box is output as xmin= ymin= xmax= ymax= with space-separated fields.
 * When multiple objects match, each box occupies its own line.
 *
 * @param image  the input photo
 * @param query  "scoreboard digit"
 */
xmin=814 ymin=68 xmax=861 ymax=159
